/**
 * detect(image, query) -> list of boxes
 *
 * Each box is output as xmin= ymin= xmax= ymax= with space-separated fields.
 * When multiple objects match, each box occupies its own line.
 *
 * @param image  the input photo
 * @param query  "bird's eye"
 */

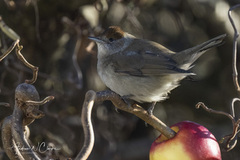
xmin=109 ymin=38 xmax=114 ymax=42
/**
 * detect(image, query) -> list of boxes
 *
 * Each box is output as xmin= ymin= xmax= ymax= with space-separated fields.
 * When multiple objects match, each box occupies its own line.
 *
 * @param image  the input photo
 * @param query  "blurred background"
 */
xmin=0 ymin=0 xmax=240 ymax=159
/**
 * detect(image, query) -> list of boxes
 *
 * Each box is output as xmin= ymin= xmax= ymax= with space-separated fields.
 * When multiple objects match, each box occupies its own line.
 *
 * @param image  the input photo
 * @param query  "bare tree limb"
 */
xmin=95 ymin=90 xmax=176 ymax=138
xmin=0 ymin=40 xmax=19 ymax=61
xmin=0 ymin=16 xmax=20 ymax=41
xmin=228 ymin=4 xmax=240 ymax=92
xmin=76 ymin=90 xmax=176 ymax=160
xmin=25 ymin=96 xmax=55 ymax=106
xmin=31 ymin=0 xmax=41 ymax=42
xmin=196 ymin=101 xmax=240 ymax=152
xmin=2 ymin=116 xmax=24 ymax=160
xmin=195 ymin=4 xmax=240 ymax=152
xmin=1 ymin=83 xmax=54 ymax=159
xmin=72 ymin=32 xmax=83 ymax=89
xmin=0 ymin=102 xmax=10 ymax=107
xmin=61 ymin=16 xmax=84 ymax=89
xmin=0 ymin=17 xmax=39 ymax=84
xmin=75 ymin=90 xmax=96 ymax=160
xmin=15 ymin=43 xmax=39 ymax=84
xmin=11 ymin=105 xmax=41 ymax=160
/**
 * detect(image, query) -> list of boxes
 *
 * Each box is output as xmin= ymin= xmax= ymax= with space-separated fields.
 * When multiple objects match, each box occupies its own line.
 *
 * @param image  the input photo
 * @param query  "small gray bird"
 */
xmin=89 ymin=26 xmax=226 ymax=114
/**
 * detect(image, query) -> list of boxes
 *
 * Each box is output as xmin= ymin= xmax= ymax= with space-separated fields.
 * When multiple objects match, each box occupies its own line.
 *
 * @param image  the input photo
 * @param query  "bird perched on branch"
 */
xmin=89 ymin=26 xmax=226 ymax=114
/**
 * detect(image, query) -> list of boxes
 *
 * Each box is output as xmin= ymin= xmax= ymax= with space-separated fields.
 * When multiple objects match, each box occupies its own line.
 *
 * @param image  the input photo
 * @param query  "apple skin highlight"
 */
xmin=150 ymin=121 xmax=221 ymax=160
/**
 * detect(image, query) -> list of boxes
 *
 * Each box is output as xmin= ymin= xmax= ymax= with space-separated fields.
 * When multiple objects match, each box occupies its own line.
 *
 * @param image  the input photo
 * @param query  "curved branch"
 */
xmin=11 ymin=106 xmax=41 ymax=160
xmin=0 ymin=40 xmax=19 ymax=61
xmin=196 ymin=102 xmax=234 ymax=122
xmin=0 ymin=17 xmax=39 ymax=84
xmin=31 ymin=0 xmax=41 ymax=42
xmin=25 ymin=96 xmax=55 ymax=106
xmin=0 ymin=102 xmax=10 ymax=107
xmin=1 ymin=83 xmax=54 ymax=160
xmin=196 ymin=102 xmax=240 ymax=151
xmin=72 ymin=31 xmax=83 ymax=89
xmin=0 ymin=16 xmax=20 ymax=41
xmin=2 ymin=116 xmax=24 ymax=160
xmin=61 ymin=16 xmax=83 ymax=89
xmin=15 ymin=44 xmax=39 ymax=84
xmin=75 ymin=90 xmax=96 ymax=160
xmin=228 ymin=4 xmax=240 ymax=92
xmin=76 ymin=90 xmax=176 ymax=160
xmin=230 ymin=98 xmax=240 ymax=118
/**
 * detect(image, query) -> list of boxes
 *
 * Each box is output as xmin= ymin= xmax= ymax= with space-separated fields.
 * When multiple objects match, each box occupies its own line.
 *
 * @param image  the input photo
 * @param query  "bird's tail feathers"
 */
xmin=173 ymin=34 xmax=226 ymax=70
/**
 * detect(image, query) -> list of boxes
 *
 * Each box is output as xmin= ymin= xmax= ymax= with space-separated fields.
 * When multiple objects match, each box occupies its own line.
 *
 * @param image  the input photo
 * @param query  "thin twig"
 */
xmin=31 ymin=0 xmax=41 ymax=42
xmin=0 ymin=27 xmax=39 ymax=84
xmin=230 ymin=98 xmax=240 ymax=118
xmin=15 ymin=43 xmax=39 ymax=84
xmin=0 ymin=16 xmax=20 ymax=41
xmin=196 ymin=102 xmax=239 ymax=151
xmin=0 ymin=102 xmax=10 ymax=107
xmin=225 ymin=120 xmax=240 ymax=151
xmin=25 ymin=96 xmax=55 ymax=106
xmin=0 ymin=39 xmax=19 ymax=61
xmin=228 ymin=4 xmax=240 ymax=92
xmin=0 ymin=17 xmax=39 ymax=84
xmin=195 ymin=4 xmax=240 ymax=152
xmin=72 ymin=33 xmax=83 ymax=89
xmin=62 ymin=16 xmax=83 ymax=89
xmin=196 ymin=102 xmax=234 ymax=123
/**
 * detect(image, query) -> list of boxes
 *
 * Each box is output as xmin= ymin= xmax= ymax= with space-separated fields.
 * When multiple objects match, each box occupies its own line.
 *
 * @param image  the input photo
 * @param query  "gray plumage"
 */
xmin=90 ymin=26 xmax=226 ymax=104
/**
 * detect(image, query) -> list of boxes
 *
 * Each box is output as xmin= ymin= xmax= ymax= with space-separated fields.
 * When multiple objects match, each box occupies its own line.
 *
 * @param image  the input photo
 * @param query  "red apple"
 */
xmin=149 ymin=121 xmax=221 ymax=160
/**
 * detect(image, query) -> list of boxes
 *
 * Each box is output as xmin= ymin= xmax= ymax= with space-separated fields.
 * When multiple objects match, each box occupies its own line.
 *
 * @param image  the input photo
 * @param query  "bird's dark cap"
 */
xmin=101 ymin=26 xmax=125 ymax=40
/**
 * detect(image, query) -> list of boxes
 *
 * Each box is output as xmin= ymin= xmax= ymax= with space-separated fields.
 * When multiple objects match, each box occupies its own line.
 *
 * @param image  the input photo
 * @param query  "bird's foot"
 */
xmin=122 ymin=95 xmax=135 ymax=108
xmin=147 ymin=102 xmax=157 ymax=115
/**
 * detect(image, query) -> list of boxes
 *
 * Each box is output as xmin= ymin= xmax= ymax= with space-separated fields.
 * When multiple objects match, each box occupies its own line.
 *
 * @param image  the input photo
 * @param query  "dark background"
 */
xmin=0 ymin=0 xmax=240 ymax=159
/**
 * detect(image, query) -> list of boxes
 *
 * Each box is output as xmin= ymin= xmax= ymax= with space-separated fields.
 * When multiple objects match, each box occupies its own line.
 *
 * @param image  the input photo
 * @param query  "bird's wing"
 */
xmin=111 ymin=51 xmax=194 ymax=77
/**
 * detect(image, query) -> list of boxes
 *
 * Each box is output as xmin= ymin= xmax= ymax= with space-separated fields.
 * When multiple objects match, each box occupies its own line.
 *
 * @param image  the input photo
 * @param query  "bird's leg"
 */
xmin=111 ymin=95 xmax=134 ymax=112
xmin=148 ymin=101 xmax=157 ymax=115
xmin=114 ymin=96 xmax=134 ymax=112
xmin=121 ymin=95 xmax=135 ymax=107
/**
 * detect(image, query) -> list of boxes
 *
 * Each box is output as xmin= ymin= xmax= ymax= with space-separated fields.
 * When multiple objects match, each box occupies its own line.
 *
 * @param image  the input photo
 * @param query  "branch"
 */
xmin=30 ymin=0 xmax=41 ymax=42
xmin=0 ymin=16 xmax=39 ymax=84
xmin=15 ymin=43 xmax=39 ymax=84
xmin=61 ymin=16 xmax=83 ymax=89
xmin=0 ymin=16 xmax=20 ymax=41
xmin=2 ymin=116 xmax=24 ymax=160
xmin=0 ymin=102 xmax=10 ymax=107
xmin=1 ymin=83 xmax=54 ymax=159
xmin=11 ymin=105 xmax=41 ymax=160
xmin=196 ymin=102 xmax=234 ymax=123
xmin=95 ymin=90 xmax=176 ymax=138
xmin=76 ymin=90 xmax=176 ymax=160
xmin=228 ymin=4 xmax=240 ymax=92
xmin=25 ymin=96 xmax=55 ymax=106
xmin=0 ymin=40 xmax=19 ymax=61
xmin=195 ymin=4 xmax=240 ymax=152
xmin=196 ymin=102 xmax=240 ymax=152
xmin=75 ymin=90 xmax=96 ymax=160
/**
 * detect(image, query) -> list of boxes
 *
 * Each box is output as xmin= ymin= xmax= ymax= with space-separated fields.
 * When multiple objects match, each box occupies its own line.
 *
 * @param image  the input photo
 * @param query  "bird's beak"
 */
xmin=88 ymin=36 xmax=104 ymax=43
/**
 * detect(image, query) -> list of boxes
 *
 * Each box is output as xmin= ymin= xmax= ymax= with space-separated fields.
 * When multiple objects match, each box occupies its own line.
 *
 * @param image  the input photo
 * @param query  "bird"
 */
xmin=89 ymin=26 xmax=226 ymax=114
